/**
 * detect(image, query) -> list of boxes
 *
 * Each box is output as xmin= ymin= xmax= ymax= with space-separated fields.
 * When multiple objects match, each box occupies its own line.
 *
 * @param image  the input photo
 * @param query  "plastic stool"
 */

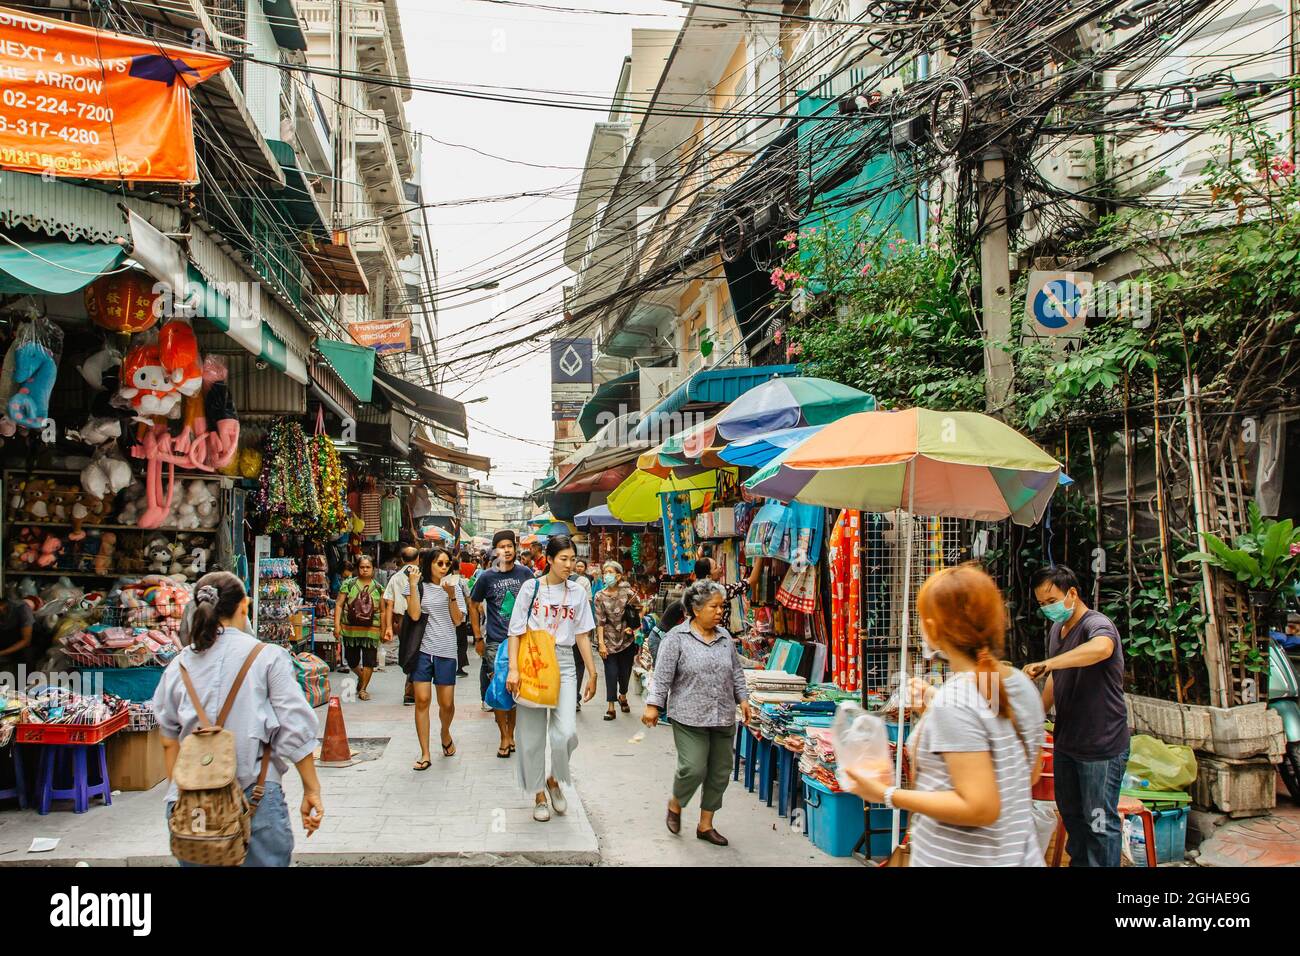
xmin=36 ymin=744 xmax=112 ymax=815
xmin=733 ymin=724 xmax=748 ymax=782
xmin=0 ymin=744 xmax=27 ymax=809
xmin=1049 ymin=795 xmax=1155 ymax=867
xmin=758 ymin=738 xmax=777 ymax=807
xmin=744 ymin=730 xmax=759 ymax=793
xmin=776 ymin=746 xmax=797 ymax=817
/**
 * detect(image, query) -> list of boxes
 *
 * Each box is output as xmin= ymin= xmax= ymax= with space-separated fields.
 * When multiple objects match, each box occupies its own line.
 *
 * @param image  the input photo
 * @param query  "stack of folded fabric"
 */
xmin=801 ymin=727 xmax=843 ymax=791
xmin=745 ymin=669 xmax=808 ymax=704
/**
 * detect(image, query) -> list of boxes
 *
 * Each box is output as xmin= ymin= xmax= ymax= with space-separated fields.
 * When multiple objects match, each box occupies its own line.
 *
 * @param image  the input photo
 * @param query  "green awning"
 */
xmin=316 ymin=338 xmax=376 ymax=403
xmin=0 ymin=239 xmax=126 ymax=295
xmin=267 ymin=139 xmax=328 ymax=238
xmin=189 ymin=264 xmax=307 ymax=384
xmin=578 ymin=368 xmax=641 ymax=440
xmin=632 ymin=365 xmax=798 ymax=441
xmin=261 ymin=0 xmax=308 ymax=50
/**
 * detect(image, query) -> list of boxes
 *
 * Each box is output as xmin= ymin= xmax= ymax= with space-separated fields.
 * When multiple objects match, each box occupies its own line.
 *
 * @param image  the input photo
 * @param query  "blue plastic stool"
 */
xmin=758 ymin=738 xmax=777 ymax=807
xmin=36 ymin=744 xmax=112 ymax=814
xmin=776 ymin=746 xmax=798 ymax=817
xmin=744 ymin=730 xmax=759 ymax=793
xmin=0 ymin=744 xmax=27 ymax=809
xmin=733 ymin=724 xmax=748 ymax=782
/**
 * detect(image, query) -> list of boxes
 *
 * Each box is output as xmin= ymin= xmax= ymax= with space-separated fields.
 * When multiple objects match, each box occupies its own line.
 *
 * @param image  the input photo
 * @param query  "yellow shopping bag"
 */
xmin=515 ymin=580 xmax=560 ymax=707
xmin=517 ymin=626 xmax=560 ymax=707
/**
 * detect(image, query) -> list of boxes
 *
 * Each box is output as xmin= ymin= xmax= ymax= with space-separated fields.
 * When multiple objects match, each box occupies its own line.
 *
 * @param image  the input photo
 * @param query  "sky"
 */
xmin=400 ymin=0 xmax=684 ymax=496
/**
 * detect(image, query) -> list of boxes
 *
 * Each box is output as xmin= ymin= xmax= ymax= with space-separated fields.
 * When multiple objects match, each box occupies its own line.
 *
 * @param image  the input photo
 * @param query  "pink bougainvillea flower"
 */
xmin=1291 ymin=542 xmax=1300 ymax=556
xmin=774 ymin=329 xmax=784 ymax=345
xmin=859 ymin=263 xmax=873 ymax=275
xmin=784 ymin=232 xmax=798 ymax=243
xmin=785 ymin=341 xmax=804 ymax=360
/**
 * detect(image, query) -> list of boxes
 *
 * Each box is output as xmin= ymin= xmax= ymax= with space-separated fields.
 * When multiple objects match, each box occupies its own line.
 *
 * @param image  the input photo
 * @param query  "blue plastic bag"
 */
xmin=484 ymin=638 xmax=515 ymax=711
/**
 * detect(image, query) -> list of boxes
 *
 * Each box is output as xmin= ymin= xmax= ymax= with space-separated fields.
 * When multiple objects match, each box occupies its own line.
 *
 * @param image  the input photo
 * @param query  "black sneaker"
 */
xmin=403 ymin=696 xmax=414 ymax=706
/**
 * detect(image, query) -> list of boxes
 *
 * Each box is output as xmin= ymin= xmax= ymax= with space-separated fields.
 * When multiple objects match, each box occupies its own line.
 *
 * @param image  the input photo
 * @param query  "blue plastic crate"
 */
xmin=802 ymin=775 xmax=863 ymax=857
xmin=1129 ymin=806 xmax=1188 ymax=866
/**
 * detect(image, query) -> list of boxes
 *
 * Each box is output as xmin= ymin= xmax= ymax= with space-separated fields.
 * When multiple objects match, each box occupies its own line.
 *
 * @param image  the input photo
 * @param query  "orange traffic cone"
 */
xmin=318 ymin=696 xmax=352 ymax=764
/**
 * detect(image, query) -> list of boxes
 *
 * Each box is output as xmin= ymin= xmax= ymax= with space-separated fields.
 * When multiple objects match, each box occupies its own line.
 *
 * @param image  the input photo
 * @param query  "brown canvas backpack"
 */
xmin=168 ymin=643 xmax=273 ymax=867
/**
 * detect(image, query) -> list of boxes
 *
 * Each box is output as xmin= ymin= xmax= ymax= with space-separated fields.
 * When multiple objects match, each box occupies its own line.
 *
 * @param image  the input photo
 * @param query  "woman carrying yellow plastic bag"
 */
xmin=507 ymin=534 xmax=598 ymax=822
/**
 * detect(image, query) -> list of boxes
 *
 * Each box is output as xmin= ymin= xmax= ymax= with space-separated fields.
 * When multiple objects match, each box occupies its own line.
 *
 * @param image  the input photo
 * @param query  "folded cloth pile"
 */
xmin=745 ymin=669 xmax=807 ymax=704
xmin=800 ymin=727 xmax=842 ymax=791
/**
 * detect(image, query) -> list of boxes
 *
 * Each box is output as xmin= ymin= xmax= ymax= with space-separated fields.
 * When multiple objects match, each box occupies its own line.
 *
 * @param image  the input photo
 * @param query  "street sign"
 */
xmin=1024 ymin=270 xmax=1092 ymax=338
xmin=550 ymin=338 xmax=593 ymax=384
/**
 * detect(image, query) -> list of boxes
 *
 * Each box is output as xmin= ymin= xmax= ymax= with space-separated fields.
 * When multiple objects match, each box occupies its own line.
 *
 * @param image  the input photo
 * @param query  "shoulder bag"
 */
xmin=515 ymin=579 xmax=561 ymax=708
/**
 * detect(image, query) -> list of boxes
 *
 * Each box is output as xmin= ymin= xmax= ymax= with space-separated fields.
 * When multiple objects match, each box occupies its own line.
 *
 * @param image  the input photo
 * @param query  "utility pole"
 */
xmin=972 ymin=4 xmax=1014 ymax=416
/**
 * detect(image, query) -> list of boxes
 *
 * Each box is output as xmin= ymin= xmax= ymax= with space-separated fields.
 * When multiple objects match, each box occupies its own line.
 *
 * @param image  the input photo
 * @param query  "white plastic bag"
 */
xmin=832 ymin=703 xmax=892 ymax=791
xmin=1030 ymin=800 xmax=1057 ymax=862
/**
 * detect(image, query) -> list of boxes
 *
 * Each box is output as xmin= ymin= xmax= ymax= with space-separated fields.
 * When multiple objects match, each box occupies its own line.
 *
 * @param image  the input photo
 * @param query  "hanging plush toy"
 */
xmin=78 ymin=344 xmax=121 ymax=391
xmin=159 ymin=320 xmax=203 ymax=397
xmin=7 ymin=342 xmax=56 ymax=429
xmin=119 ymin=343 xmax=182 ymax=420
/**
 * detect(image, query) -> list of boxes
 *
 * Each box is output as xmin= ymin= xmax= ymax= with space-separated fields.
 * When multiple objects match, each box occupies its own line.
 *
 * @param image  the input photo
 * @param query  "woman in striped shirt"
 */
xmin=844 ymin=563 xmax=1045 ymax=866
xmin=403 ymin=547 xmax=466 ymax=770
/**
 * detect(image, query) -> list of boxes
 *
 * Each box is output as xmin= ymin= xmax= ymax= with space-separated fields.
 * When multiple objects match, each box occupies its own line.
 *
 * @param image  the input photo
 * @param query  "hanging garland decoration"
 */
xmin=631 ymin=534 xmax=641 ymax=568
xmin=254 ymin=418 xmax=319 ymax=532
xmin=309 ymin=431 xmax=350 ymax=536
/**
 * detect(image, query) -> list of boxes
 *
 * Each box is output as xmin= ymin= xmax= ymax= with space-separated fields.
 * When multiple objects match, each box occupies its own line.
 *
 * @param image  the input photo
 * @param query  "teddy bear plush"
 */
xmin=23 ymin=479 xmax=53 ymax=521
xmin=167 ymin=540 xmax=188 ymax=580
xmin=95 ymin=532 xmax=116 ymax=576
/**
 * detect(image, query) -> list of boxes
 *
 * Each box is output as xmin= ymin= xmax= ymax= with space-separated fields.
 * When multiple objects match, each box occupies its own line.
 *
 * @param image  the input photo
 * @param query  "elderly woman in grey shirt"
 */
xmin=643 ymin=579 xmax=752 ymax=847
xmin=153 ymin=571 xmax=323 ymax=867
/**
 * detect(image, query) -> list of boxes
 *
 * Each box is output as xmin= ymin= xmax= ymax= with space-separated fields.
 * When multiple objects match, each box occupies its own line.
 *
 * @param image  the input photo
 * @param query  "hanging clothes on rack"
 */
xmin=358 ymin=477 xmax=383 ymax=538
xmin=380 ymin=488 xmax=401 ymax=543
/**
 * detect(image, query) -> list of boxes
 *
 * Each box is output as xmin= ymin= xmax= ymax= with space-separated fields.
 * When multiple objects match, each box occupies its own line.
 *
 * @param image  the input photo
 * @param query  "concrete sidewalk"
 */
xmin=0 ymin=655 xmax=599 ymax=866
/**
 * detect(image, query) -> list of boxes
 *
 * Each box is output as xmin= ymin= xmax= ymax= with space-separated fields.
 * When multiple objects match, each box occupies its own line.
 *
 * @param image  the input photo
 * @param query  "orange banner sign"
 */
xmin=0 ymin=9 xmax=230 ymax=182
xmin=350 ymin=319 xmax=412 ymax=355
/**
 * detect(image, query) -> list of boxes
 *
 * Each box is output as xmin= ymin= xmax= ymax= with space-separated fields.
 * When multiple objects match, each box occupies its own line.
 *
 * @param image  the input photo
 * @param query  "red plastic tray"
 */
xmin=17 ymin=709 xmax=129 ymax=745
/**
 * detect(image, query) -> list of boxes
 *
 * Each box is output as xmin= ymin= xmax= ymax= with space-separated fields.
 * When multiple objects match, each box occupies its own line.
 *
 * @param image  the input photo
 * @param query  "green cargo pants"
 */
xmin=671 ymin=722 xmax=735 ymax=813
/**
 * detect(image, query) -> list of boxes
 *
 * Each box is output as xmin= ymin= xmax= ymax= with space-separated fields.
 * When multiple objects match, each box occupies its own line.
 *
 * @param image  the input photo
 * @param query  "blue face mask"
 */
xmin=603 ymin=572 xmax=617 ymax=587
xmin=1040 ymin=597 xmax=1075 ymax=624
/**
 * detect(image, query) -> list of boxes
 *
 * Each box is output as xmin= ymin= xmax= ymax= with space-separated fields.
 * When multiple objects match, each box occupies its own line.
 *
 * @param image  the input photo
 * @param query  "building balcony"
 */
xmin=352 ymin=216 xmax=404 ymax=296
xmin=354 ymin=110 xmax=414 ymax=255
xmin=353 ymin=2 xmax=401 ymax=86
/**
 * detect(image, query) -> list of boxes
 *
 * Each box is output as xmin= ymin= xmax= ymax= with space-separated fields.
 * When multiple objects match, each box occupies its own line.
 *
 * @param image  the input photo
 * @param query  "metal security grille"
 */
xmin=859 ymin=514 xmax=1008 ymax=705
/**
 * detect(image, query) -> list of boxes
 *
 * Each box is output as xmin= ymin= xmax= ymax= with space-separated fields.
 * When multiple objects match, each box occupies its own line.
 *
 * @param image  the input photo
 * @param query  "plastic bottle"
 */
xmin=1123 ymin=772 xmax=1151 ymax=791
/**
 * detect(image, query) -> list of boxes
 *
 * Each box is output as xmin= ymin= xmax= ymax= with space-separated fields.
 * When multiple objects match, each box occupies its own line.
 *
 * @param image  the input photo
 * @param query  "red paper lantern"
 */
xmin=84 ymin=270 xmax=160 ymax=334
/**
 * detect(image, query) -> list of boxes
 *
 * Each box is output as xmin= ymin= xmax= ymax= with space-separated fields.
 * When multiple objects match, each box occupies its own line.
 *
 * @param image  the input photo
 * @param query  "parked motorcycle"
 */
xmin=1268 ymin=636 xmax=1300 ymax=805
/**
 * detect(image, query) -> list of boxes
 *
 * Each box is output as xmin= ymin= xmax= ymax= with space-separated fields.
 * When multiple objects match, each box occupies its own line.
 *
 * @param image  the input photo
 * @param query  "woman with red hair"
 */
xmin=845 ymin=563 xmax=1046 ymax=866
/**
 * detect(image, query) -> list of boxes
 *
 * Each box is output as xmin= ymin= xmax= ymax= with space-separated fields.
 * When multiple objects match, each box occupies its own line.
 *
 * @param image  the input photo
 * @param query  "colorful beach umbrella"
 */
xmin=715 ymin=377 xmax=875 ymax=441
xmin=746 ymin=408 xmax=1063 ymax=526
xmin=537 ymin=520 xmax=575 ymax=536
xmin=606 ymin=469 xmax=723 ymax=523
xmin=717 ymin=424 xmax=825 ymax=468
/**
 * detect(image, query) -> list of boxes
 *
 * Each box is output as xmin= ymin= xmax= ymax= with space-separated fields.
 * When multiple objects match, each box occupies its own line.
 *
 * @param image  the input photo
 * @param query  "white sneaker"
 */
xmin=546 ymin=781 xmax=567 ymax=816
xmin=533 ymin=801 xmax=551 ymax=822
xmin=480 ymin=701 xmax=491 ymax=712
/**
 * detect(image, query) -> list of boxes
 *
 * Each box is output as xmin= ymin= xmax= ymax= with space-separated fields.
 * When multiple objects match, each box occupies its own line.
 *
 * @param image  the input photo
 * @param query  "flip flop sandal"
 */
xmin=442 ymin=740 xmax=456 ymax=757
xmin=619 ymin=698 xmax=631 ymax=713
xmin=413 ymin=759 xmax=431 ymax=772
xmin=497 ymin=746 xmax=511 ymax=758
xmin=358 ymin=690 xmax=371 ymax=701
xmin=604 ymin=710 xmax=616 ymax=721
xmin=509 ymin=743 xmax=516 ymax=753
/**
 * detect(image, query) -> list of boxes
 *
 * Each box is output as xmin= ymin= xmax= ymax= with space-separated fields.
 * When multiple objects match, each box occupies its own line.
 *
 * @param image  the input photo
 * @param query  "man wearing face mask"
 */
xmin=1025 ymin=565 xmax=1128 ymax=867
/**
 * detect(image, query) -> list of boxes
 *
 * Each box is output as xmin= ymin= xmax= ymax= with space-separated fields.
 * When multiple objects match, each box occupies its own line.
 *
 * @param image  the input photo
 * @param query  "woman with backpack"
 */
xmin=842 ymin=563 xmax=1046 ymax=866
xmin=401 ymin=547 xmax=466 ymax=769
xmin=153 ymin=572 xmax=323 ymax=867
xmin=335 ymin=555 xmax=385 ymax=700
xmin=594 ymin=560 xmax=642 ymax=721
xmin=506 ymin=534 xmax=598 ymax=822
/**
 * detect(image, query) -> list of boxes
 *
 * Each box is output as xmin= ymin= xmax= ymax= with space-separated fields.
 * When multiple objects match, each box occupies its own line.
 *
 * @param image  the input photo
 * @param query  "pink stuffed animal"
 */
xmin=35 ymin=533 xmax=62 ymax=568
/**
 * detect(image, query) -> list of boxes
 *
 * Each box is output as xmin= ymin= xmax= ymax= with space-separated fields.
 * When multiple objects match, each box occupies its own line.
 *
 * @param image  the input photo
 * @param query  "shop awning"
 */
xmin=578 ymin=368 xmax=641 ymax=440
xmin=301 ymin=235 xmax=369 ymax=296
xmin=268 ymin=139 xmax=329 ymax=238
xmin=315 ymin=338 xmax=376 ymax=402
xmin=261 ymin=0 xmax=308 ymax=50
xmin=632 ymin=364 xmax=797 ymax=441
xmin=189 ymin=264 xmax=308 ymax=384
xmin=374 ymin=368 xmax=468 ymax=437
xmin=420 ymin=465 xmax=474 ymax=504
xmin=0 ymin=238 xmax=127 ymax=294
xmin=574 ymin=504 xmax=659 ymax=528
xmin=413 ymin=434 xmax=491 ymax=474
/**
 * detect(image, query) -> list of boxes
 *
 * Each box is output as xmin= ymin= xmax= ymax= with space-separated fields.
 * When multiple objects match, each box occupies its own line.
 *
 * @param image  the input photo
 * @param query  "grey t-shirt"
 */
xmin=1047 ymin=609 xmax=1128 ymax=759
xmin=908 ymin=669 xmax=1046 ymax=867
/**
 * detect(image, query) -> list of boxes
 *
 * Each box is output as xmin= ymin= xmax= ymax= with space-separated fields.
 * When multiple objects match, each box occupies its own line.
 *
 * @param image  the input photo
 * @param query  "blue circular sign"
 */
xmin=1032 ymin=278 xmax=1084 ymax=331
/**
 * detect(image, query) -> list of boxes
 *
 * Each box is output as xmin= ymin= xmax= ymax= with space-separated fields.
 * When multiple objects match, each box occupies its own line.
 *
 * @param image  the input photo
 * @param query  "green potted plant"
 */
xmin=1180 ymin=504 xmax=1300 ymax=616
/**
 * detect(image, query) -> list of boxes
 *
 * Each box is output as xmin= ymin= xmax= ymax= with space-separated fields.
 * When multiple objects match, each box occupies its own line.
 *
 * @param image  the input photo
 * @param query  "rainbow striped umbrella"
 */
xmin=745 ymin=408 xmax=1062 ymax=526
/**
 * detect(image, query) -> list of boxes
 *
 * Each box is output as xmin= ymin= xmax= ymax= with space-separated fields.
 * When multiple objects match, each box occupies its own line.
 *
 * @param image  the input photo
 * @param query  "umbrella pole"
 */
xmin=892 ymin=459 xmax=916 ymax=850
